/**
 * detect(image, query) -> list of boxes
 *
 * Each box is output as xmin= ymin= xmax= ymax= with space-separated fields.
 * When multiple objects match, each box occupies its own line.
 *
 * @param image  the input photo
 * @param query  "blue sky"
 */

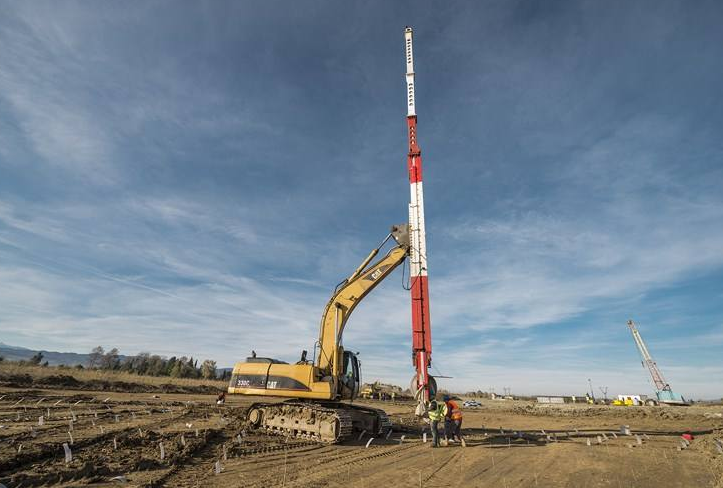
xmin=1 ymin=1 xmax=722 ymax=399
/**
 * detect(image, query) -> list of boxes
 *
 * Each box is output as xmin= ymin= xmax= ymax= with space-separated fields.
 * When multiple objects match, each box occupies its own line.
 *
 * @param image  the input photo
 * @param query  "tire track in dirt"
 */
xmin=276 ymin=442 xmax=424 ymax=488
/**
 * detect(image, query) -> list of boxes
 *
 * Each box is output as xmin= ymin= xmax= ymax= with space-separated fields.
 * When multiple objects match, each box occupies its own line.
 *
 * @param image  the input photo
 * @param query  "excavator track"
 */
xmin=246 ymin=401 xmax=390 ymax=444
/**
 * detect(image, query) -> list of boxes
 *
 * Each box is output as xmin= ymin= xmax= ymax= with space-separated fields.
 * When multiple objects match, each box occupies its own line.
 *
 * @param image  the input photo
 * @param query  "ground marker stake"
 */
xmin=63 ymin=442 xmax=72 ymax=463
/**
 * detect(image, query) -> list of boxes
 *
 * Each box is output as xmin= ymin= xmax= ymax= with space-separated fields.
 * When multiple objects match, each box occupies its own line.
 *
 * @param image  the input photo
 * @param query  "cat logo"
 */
xmin=370 ymin=269 xmax=383 ymax=280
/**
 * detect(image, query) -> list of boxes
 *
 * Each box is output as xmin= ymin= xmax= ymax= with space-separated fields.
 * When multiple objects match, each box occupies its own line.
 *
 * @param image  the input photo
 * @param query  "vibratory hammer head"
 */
xmin=390 ymin=224 xmax=410 ymax=247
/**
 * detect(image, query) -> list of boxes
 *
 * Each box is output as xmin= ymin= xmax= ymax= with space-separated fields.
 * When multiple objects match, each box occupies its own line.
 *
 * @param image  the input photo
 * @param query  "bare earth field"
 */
xmin=1 ymin=384 xmax=722 ymax=487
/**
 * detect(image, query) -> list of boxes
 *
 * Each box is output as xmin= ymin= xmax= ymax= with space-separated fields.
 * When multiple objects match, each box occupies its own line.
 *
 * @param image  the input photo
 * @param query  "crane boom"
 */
xmin=627 ymin=319 xmax=669 ymax=392
xmin=626 ymin=319 xmax=688 ymax=405
xmin=404 ymin=27 xmax=434 ymax=409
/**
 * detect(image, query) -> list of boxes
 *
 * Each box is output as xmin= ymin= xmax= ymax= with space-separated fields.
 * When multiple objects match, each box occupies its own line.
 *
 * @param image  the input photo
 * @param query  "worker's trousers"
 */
xmin=445 ymin=419 xmax=462 ymax=439
xmin=452 ymin=419 xmax=462 ymax=439
xmin=430 ymin=420 xmax=440 ymax=447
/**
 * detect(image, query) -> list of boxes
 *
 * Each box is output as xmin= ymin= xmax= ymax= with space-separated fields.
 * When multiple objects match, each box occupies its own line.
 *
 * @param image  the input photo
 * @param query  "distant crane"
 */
xmin=626 ymin=319 xmax=689 ymax=406
xmin=587 ymin=378 xmax=596 ymax=402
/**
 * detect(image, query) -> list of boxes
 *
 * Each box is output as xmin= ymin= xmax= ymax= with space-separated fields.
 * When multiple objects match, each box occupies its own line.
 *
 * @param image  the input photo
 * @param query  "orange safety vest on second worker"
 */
xmin=445 ymin=400 xmax=462 ymax=420
xmin=445 ymin=401 xmax=463 ymax=420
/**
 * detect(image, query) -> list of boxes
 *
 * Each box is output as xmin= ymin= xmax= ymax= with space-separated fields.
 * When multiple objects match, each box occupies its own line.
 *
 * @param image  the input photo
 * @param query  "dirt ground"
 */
xmin=1 ymin=387 xmax=721 ymax=487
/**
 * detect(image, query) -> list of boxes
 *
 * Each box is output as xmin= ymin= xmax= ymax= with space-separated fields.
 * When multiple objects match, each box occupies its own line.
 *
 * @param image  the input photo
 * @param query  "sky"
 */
xmin=1 ymin=1 xmax=722 ymax=399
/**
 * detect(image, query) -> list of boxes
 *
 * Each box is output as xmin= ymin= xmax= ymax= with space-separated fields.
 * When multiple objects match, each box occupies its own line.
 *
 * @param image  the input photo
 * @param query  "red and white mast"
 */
xmin=404 ymin=27 xmax=434 ymax=410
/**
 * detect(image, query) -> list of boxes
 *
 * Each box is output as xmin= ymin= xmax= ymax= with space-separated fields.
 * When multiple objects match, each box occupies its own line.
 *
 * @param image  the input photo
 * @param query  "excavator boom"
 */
xmin=316 ymin=224 xmax=409 ymax=375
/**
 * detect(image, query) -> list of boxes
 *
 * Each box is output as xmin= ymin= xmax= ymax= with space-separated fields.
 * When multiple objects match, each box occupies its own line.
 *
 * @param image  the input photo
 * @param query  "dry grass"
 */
xmin=0 ymin=362 xmax=228 ymax=389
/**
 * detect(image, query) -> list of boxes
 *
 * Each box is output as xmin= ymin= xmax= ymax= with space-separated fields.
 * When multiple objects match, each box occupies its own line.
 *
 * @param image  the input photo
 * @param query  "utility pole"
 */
xmin=404 ymin=26 xmax=434 ymax=415
xmin=599 ymin=386 xmax=608 ymax=402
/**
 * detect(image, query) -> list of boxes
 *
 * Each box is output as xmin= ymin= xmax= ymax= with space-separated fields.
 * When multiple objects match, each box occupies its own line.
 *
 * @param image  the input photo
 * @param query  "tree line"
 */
xmin=86 ymin=346 xmax=229 ymax=380
xmin=0 ymin=347 xmax=229 ymax=381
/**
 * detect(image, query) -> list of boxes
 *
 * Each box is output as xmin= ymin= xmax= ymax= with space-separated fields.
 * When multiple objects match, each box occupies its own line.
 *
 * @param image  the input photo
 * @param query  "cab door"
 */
xmin=341 ymin=350 xmax=361 ymax=400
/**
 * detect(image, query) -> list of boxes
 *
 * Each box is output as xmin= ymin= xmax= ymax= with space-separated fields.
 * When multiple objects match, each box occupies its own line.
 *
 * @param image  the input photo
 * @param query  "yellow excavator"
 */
xmin=228 ymin=224 xmax=410 ymax=443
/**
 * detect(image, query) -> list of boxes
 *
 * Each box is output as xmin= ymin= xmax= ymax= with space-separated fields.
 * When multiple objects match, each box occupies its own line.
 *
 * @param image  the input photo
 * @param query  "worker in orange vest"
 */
xmin=442 ymin=395 xmax=463 ymax=442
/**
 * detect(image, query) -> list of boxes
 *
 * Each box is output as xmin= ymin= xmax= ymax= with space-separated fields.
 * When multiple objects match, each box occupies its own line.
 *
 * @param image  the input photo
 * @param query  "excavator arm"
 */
xmin=316 ymin=224 xmax=410 ymax=379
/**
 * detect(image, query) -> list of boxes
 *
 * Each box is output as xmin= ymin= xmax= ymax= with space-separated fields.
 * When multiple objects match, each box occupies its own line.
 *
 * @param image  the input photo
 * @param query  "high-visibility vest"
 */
xmin=428 ymin=404 xmax=446 ymax=421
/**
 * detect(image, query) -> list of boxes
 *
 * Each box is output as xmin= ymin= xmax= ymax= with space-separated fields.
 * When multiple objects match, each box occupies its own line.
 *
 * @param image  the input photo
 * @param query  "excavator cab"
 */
xmin=340 ymin=350 xmax=361 ymax=400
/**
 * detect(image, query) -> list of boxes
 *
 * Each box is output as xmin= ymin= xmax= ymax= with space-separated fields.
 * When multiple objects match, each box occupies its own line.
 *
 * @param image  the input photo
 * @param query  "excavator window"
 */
xmin=341 ymin=351 xmax=361 ymax=398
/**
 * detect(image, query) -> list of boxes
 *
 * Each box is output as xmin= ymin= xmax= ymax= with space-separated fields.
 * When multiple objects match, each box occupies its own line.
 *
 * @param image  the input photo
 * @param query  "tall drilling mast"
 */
xmin=404 ymin=27 xmax=434 ymax=410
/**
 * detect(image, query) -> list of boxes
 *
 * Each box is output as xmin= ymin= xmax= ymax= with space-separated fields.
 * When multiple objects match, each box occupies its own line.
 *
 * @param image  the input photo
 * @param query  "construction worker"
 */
xmin=427 ymin=400 xmax=446 ymax=448
xmin=442 ymin=395 xmax=463 ymax=442
xmin=450 ymin=404 xmax=463 ymax=441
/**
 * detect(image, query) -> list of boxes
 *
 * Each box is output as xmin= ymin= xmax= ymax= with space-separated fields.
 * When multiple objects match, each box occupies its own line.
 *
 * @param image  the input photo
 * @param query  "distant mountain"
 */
xmin=0 ymin=343 xmax=99 ymax=367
